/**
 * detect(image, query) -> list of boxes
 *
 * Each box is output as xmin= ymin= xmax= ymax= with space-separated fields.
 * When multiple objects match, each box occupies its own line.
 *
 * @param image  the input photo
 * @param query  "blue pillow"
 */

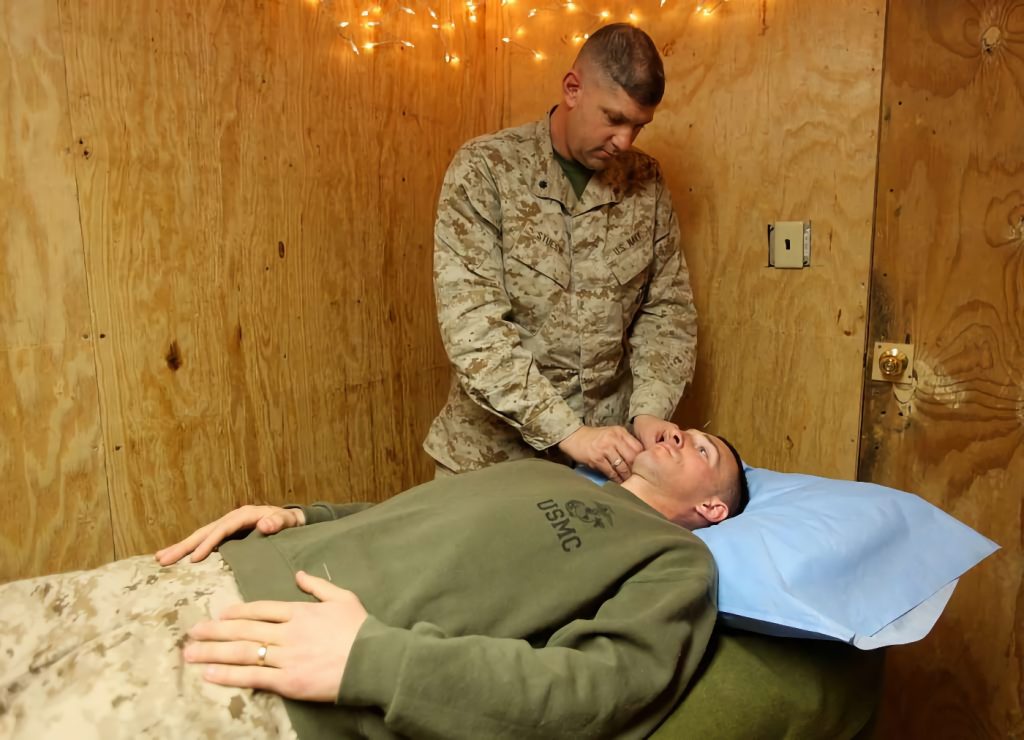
xmin=694 ymin=466 xmax=999 ymax=647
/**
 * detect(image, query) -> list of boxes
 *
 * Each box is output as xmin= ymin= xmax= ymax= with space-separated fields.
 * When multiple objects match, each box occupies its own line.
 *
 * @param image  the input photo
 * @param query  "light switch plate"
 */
xmin=768 ymin=221 xmax=810 ymax=268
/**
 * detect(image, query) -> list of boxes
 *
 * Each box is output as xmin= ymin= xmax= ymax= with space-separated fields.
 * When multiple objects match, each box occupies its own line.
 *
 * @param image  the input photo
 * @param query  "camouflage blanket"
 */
xmin=0 ymin=554 xmax=296 ymax=739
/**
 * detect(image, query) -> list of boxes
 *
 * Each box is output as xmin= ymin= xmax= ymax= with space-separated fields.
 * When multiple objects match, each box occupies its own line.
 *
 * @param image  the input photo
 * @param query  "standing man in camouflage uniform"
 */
xmin=425 ymin=24 xmax=698 ymax=482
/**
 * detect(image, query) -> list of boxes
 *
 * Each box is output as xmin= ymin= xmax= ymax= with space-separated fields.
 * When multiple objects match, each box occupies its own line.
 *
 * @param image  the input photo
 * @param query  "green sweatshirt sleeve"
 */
xmin=287 ymin=502 xmax=376 ymax=525
xmin=338 ymin=566 xmax=716 ymax=739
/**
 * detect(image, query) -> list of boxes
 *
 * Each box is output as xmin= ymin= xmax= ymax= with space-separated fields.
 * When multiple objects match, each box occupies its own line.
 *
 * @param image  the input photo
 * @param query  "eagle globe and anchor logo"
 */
xmin=536 ymin=498 xmax=615 ymax=552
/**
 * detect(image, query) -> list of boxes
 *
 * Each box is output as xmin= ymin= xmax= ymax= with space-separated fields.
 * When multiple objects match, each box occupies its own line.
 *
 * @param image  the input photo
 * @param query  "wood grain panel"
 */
xmin=55 ymin=0 xmax=496 ymax=560
xmin=861 ymin=1 xmax=1024 ymax=737
xmin=507 ymin=1 xmax=886 ymax=476
xmin=0 ymin=0 xmax=112 ymax=581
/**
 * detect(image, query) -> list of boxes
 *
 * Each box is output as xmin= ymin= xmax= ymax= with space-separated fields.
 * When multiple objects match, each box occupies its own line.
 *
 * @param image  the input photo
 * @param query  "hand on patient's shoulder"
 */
xmin=184 ymin=570 xmax=367 ymax=702
xmin=557 ymin=424 xmax=643 ymax=483
xmin=155 ymin=505 xmax=306 ymax=566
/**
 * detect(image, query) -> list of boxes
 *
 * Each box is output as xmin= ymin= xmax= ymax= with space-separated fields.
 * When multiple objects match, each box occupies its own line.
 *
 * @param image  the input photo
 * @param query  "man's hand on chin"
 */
xmin=557 ymin=424 xmax=643 ymax=482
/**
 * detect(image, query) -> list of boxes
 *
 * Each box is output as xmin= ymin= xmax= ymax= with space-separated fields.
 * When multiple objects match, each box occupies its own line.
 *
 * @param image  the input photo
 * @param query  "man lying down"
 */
xmin=0 ymin=428 xmax=748 ymax=739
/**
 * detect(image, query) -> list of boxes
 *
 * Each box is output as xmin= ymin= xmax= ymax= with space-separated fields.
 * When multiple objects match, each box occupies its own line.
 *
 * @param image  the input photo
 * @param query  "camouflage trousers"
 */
xmin=0 ymin=554 xmax=297 ymax=740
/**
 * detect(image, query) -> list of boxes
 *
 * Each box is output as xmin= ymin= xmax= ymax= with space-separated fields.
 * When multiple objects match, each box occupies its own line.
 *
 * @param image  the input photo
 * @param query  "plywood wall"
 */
xmin=4 ymin=5 xmax=1020 ymax=735
xmin=0 ymin=0 xmax=113 ymax=579
xmin=860 ymin=1 xmax=1024 ymax=736
xmin=1 ymin=0 xmax=501 ymax=579
xmin=506 ymin=0 xmax=886 ymax=477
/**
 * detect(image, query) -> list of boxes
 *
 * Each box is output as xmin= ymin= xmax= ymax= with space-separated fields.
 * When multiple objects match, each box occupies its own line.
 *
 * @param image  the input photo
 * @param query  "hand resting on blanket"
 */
xmin=155 ymin=505 xmax=307 ymax=565
xmin=156 ymin=504 xmax=365 ymax=702
xmin=184 ymin=569 xmax=368 ymax=702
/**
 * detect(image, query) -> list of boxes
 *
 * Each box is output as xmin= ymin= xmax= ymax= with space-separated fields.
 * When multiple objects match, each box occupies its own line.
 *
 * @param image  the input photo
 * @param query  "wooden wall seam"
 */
xmin=855 ymin=0 xmax=894 ymax=473
xmin=54 ymin=0 xmax=119 ymax=564
xmin=0 ymin=0 xmax=114 ymax=581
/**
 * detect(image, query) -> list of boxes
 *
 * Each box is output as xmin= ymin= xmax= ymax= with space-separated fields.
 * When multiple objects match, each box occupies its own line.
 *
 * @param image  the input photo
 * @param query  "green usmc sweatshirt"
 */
xmin=221 ymin=459 xmax=717 ymax=740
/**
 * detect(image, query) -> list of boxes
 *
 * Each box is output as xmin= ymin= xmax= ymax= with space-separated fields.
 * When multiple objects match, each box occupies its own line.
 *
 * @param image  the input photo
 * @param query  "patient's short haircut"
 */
xmin=576 ymin=23 xmax=666 ymax=107
xmin=715 ymin=435 xmax=750 ymax=521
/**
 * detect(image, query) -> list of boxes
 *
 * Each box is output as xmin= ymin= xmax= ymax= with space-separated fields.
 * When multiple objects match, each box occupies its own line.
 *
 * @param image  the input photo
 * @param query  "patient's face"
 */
xmin=631 ymin=429 xmax=739 ymax=529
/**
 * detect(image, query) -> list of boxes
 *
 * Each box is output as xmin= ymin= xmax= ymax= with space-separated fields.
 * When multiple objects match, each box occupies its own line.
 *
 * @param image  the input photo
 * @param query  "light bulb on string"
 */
xmin=501 ymin=35 xmax=545 ymax=60
xmin=315 ymin=0 xmax=718 ymax=69
xmin=363 ymin=39 xmax=416 ymax=50
xmin=321 ymin=0 xmax=469 ymax=65
xmin=337 ymin=20 xmax=361 ymax=55
xmin=696 ymin=0 xmax=728 ymax=15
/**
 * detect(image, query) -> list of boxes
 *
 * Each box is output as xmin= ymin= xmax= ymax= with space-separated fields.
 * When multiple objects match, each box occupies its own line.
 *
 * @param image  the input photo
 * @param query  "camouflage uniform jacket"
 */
xmin=425 ymin=114 xmax=697 ymax=472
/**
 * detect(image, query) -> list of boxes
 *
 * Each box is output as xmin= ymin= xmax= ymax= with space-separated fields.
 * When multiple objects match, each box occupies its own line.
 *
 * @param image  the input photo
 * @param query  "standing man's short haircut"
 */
xmin=576 ymin=23 xmax=666 ymax=107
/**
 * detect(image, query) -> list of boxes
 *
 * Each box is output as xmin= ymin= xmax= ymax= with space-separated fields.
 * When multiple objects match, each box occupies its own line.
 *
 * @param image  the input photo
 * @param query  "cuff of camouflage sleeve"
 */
xmin=519 ymin=399 xmax=583 ymax=451
xmin=628 ymin=390 xmax=679 ymax=425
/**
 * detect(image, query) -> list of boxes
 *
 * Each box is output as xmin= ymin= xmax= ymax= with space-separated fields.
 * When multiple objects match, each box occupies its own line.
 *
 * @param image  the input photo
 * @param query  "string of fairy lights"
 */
xmin=303 ymin=0 xmax=730 ymax=65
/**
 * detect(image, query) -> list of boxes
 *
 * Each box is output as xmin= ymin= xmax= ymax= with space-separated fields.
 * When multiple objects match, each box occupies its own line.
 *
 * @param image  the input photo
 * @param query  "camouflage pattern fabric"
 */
xmin=0 ymin=554 xmax=296 ymax=740
xmin=425 ymin=114 xmax=697 ymax=473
